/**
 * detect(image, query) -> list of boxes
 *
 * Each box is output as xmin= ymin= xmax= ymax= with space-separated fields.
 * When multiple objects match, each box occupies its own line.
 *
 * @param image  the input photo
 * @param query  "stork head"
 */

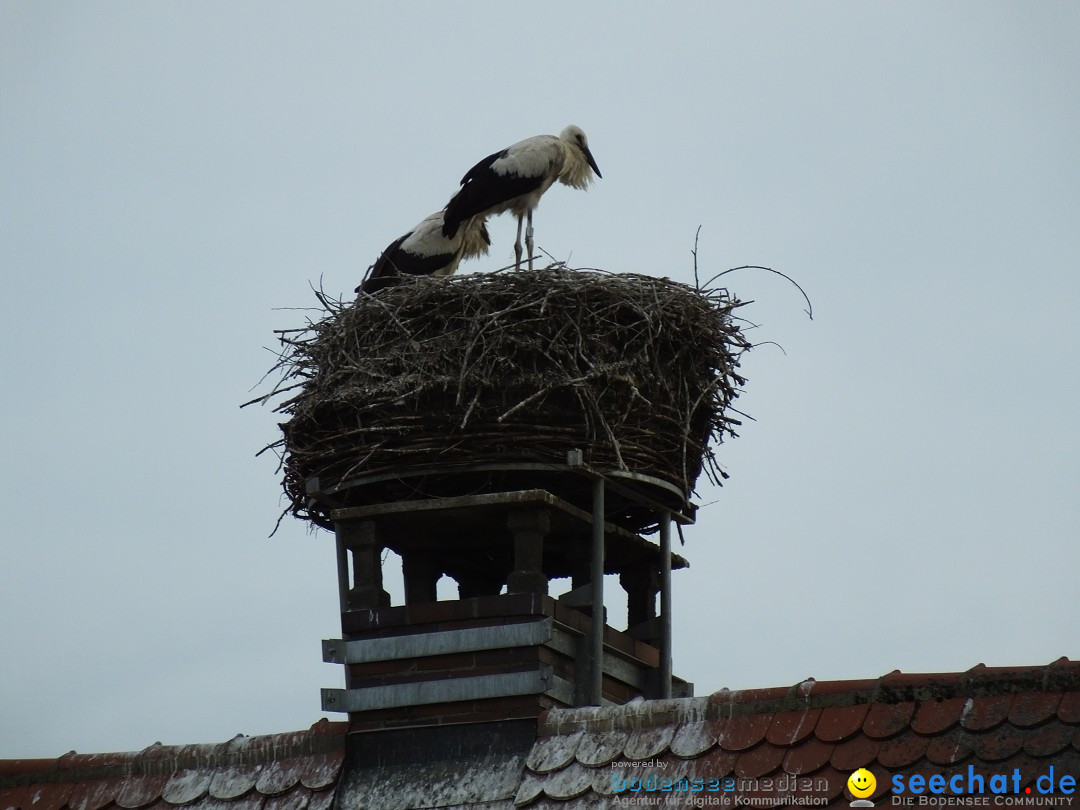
xmin=560 ymin=125 xmax=602 ymax=183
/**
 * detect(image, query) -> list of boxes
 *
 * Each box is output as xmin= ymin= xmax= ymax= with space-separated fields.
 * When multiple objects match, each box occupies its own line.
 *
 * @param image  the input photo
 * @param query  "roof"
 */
xmin=0 ymin=721 xmax=346 ymax=810
xmin=515 ymin=659 xmax=1080 ymax=808
xmin=3 ymin=661 xmax=1078 ymax=810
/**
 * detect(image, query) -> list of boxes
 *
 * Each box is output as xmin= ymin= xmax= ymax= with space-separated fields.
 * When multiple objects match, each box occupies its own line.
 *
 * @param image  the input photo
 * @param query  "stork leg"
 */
xmin=525 ymin=210 xmax=535 ymax=271
xmin=513 ymin=215 xmax=524 ymax=271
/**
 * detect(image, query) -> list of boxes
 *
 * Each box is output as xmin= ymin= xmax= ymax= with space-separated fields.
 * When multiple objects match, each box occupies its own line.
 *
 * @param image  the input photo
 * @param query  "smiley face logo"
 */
xmin=847 ymin=768 xmax=877 ymax=799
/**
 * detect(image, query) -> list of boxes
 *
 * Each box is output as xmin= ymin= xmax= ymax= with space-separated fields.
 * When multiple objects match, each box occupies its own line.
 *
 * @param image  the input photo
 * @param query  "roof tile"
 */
xmin=0 ymin=725 xmax=344 ymax=810
xmin=959 ymin=694 xmax=1012 ymax=732
xmin=537 ymin=762 xmax=592 ymax=801
xmin=161 ymin=770 xmax=212 ymax=805
xmin=253 ymin=761 xmax=299 ymax=798
xmin=304 ymin=792 xmax=331 ymax=810
xmin=862 ymin=701 xmax=915 ymax=740
xmin=57 ymin=754 xmax=128 ymax=772
xmin=766 ymin=709 xmax=821 ymax=747
xmin=525 ymin=732 xmax=582 ymax=774
xmin=911 ymin=697 xmax=968 ymax=735
xmin=572 ymin=730 xmax=627 ymax=768
xmin=685 ymin=748 xmax=739 ymax=781
xmin=589 ymin=766 xmax=617 ymax=798
xmin=970 ymin=727 xmax=1024 ymax=762
xmin=1058 ymin=690 xmax=1080 ymax=723
xmin=68 ymin=779 xmax=122 ymax=810
xmin=295 ymin=754 xmax=340 ymax=794
xmin=115 ymin=775 xmax=170 ymax=809
xmin=733 ymin=742 xmax=785 ymax=779
xmin=719 ymin=715 xmax=772 ymax=753
xmin=828 ymin=734 xmax=880 ymax=772
xmin=1 ymin=786 xmax=30 ymax=810
xmin=186 ymin=797 xmax=259 ymax=810
xmin=23 ymin=783 xmax=74 ymax=810
xmin=623 ymin=726 xmax=674 ymax=761
xmin=260 ymin=787 xmax=309 ymax=810
xmin=876 ymin=730 xmax=929 ymax=769
xmin=815 ymin=705 xmax=868 ymax=743
xmin=207 ymin=767 xmax=262 ymax=801
xmin=782 ymin=737 xmax=834 ymax=776
xmin=1021 ymin=722 xmax=1075 ymax=757
xmin=208 ymin=791 xmax=265 ymax=810
xmin=802 ymin=678 xmax=878 ymax=699
xmin=669 ymin=721 xmax=716 ymax=758
xmin=512 ymin=772 xmax=545 ymax=806
xmin=924 ymin=727 xmax=974 ymax=766
xmin=1009 ymin=692 xmax=1062 ymax=729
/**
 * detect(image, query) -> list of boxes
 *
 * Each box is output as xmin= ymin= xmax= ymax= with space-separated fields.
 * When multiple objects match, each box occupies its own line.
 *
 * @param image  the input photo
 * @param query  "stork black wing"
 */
xmin=443 ymin=148 xmax=544 ymax=238
xmin=356 ymin=233 xmax=409 ymax=294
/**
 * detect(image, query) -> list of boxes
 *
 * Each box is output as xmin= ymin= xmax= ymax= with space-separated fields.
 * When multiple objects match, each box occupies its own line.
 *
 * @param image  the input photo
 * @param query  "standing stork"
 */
xmin=442 ymin=125 xmax=601 ymax=271
xmin=356 ymin=210 xmax=490 ymax=294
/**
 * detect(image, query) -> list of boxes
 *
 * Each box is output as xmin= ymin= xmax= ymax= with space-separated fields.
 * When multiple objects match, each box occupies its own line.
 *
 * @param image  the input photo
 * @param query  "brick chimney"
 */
xmin=314 ymin=461 xmax=693 ymax=733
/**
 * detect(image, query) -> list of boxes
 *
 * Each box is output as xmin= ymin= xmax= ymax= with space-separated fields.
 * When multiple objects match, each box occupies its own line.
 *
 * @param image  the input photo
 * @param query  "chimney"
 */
xmin=264 ymin=269 xmax=747 ymax=733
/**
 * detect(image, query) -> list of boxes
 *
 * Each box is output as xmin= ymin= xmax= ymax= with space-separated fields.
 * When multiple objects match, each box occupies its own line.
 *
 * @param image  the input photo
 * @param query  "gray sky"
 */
xmin=2 ymin=1 xmax=1077 ymax=759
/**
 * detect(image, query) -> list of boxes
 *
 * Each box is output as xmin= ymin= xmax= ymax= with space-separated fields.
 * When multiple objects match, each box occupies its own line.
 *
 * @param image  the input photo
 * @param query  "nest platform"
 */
xmin=257 ymin=268 xmax=749 ymax=532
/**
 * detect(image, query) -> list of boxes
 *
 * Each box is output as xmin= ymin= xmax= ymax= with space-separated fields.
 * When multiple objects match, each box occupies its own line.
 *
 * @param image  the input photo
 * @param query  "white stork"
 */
xmin=356 ymin=210 xmax=491 ymax=294
xmin=442 ymin=125 xmax=601 ymax=271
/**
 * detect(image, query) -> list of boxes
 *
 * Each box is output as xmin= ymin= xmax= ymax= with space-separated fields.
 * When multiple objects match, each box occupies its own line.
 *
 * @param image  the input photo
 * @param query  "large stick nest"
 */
xmin=253 ymin=268 xmax=750 ymax=531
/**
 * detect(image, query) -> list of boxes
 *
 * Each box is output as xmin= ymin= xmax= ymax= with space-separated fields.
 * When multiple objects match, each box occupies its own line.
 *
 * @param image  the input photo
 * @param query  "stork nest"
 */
xmin=251 ymin=267 xmax=750 ymax=530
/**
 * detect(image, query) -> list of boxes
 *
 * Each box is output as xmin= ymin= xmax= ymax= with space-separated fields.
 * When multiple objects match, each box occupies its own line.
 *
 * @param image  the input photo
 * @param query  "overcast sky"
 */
xmin=2 ymin=2 xmax=1078 ymax=759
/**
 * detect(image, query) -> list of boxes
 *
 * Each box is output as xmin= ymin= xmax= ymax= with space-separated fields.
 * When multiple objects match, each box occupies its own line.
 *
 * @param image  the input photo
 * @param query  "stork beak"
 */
xmin=584 ymin=147 xmax=602 ymax=179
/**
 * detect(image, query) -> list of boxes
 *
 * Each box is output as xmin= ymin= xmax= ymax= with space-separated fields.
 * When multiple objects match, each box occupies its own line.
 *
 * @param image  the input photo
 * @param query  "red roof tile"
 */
xmin=733 ymin=742 xmax=785 ymax=779
xmin=910 ymin=696 xmax=968 ymax=735
xmin=1009 ymin=691 xmax=1061 ymax=728
xmin=22 ymin=781 xmax=73 ymax=810
xmin=719 ymin=714 xmax=771 ymax=752
xmin=815 ymin=704 xmax=868 ymax=743
xmin=1022 ymin=722 xmax=1076 ymax=757
xmin=5 ymin=659 xmax=1080 ymax=810
xmin=518 ymin=658 xmax=1080 ymax=808
xmin=960 ymin=694 xmax=1012 ymax=732
xmin=924 ymin=726 xmax=975 ymax=766
xmin=766 ymin=709 xmax=821 ymax=747
xmin=862 ymin=700 xmax=915 ymax=740
xmin=688 ymin=747 xmax=738 ymax=781
xmin=782 ymin=736 xmax=834 ymax=776
xmin=0 ymin=722 xmax=345 ymax=810
xmin=876 ymin=729 xmax=929 ymax=769
xmin=829 ymin=734 xmax=880 ymax=772
xmin=68 ymin=779 xmax=121 ymax=810
xmin=1059 ymin=690 xmax=1080 ymax=723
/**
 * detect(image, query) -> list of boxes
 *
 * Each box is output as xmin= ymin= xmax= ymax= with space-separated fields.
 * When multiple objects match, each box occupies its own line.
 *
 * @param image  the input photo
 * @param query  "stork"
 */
xmin=442 ymin=125 xmax=601 ymax=271
xmin=356 ymin=210 xmax=490 ymax=294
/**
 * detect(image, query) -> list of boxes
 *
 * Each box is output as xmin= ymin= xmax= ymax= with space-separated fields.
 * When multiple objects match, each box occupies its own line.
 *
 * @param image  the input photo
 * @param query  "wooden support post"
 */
xmin=620 ymin=565 xmax=660 ymax=631
xmin=337 ymin=521 xmax=390 ymax=610
xmin=335 ymin=531 xmax=350 ymax=615
xmin=589 ymin=477 xmax=605 ymax=705
xmin=401 ymin=552 xmax=440 ymax=605
xmin=457 ymin=571 xmax=505 ymax=599
xmin=659 ymin=510 xmax=672 ymax=700
xmin=506 ymin=509 xmax=550 ymax=595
